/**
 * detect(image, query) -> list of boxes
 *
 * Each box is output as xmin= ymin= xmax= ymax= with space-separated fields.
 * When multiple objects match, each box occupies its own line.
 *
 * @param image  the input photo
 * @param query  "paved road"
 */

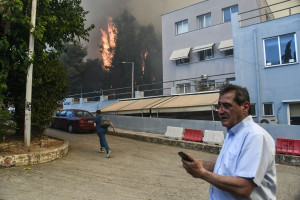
xmin=0 ymin=128 xmax=300 ymax=200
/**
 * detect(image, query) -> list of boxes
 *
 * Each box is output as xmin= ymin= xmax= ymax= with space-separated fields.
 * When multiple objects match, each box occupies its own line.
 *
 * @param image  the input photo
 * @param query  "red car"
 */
xmin=50 ymin=109 xmax=96 ymax=133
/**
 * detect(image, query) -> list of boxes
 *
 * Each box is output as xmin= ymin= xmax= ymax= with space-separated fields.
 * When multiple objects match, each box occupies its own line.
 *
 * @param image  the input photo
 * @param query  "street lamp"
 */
xmin=122 ymin=62 xmax=134 ymax=98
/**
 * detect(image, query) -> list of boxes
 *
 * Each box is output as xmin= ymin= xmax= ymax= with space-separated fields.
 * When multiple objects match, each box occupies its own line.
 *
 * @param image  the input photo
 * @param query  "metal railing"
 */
xmin=238 ymin=0 xmax=300 ymax=27
xmin=67 ymin=73 xmax=235 ymax=102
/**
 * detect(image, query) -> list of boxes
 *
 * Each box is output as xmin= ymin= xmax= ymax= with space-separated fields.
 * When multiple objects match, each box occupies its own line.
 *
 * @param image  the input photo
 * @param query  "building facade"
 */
xmin=232 ymin=12 xmax=300 ymax=125
xmin=161 ymin=0 xmax=262 ymax=94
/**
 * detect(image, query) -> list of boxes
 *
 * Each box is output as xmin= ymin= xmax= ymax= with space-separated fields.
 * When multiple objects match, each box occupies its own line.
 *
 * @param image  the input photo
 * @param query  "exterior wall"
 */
xmin=107 ymin=115 xmax=300 ymax=141
xmin=161 ymin=0 xmax=260 ymax=94
xmin=232 ymin=13 xmax=300 ymax=124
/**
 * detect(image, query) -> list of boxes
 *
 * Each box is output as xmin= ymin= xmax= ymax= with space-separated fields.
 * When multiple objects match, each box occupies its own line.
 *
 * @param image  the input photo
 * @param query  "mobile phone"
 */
xmin=178 ymin=151 xmax=193 ymax=162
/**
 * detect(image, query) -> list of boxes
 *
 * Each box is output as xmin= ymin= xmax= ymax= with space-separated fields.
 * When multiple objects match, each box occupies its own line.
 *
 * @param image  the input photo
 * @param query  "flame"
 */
xmin=140 ymin=50 xmax=149 ymax=75
xmin=99 ymin=17 xmax=118 ymax=71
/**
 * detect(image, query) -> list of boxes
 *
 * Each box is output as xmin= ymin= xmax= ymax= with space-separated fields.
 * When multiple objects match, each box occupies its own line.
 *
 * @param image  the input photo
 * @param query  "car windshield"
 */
xmin=74 ymin=110 xmax=94 ymax=118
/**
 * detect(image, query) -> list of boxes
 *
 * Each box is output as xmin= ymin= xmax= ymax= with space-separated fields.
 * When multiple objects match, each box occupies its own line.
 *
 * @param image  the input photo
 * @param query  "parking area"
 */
xmin=0 ymin=128 xmax=299 ymax=200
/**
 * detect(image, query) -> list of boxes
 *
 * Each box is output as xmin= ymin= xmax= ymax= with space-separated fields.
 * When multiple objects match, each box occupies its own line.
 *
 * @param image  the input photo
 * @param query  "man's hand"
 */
xmin=181 ymin=154 xmax=207 ymax=179
xmin=181 ymin=154 xmax=254 ymax=198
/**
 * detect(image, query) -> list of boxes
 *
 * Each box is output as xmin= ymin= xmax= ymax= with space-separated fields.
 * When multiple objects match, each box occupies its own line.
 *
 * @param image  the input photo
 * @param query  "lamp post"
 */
xmin=122 ymin=62 xmax=134 ymax=98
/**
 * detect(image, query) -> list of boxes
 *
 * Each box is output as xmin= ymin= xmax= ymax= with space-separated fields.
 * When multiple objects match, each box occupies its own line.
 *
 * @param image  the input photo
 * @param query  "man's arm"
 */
xmin=202 ymin=160 xmax=215 ymax=172
xmin=182 ymin=154 xmax=255 ymax=198
xmin=110 ymin=122 xmax=115 ymax=132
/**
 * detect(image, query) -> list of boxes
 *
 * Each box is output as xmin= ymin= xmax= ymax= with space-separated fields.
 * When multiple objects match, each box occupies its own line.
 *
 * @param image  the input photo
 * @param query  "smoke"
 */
xmin=81 ymin=0 xmax=201 ymax=59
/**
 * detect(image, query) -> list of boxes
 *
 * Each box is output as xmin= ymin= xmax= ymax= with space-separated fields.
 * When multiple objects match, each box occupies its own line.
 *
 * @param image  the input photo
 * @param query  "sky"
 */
xmin=81 ymin=0 xmax=202 ymax=59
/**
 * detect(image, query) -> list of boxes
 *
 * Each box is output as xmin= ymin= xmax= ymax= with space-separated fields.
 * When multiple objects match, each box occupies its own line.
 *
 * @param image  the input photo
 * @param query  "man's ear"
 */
xmin=242 ymin=101 xmax=250 ymax=114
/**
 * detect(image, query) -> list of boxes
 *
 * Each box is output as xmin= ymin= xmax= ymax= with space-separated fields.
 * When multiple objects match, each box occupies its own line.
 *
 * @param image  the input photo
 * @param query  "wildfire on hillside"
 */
xmin=98 ymin=17 xmax=118 ymax=71
xmin=141 ymin=50 xmax=148 ymax=75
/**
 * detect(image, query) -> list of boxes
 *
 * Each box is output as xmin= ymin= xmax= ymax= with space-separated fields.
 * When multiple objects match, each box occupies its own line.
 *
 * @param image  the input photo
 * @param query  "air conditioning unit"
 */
xmin=259 ymin=117 xmax=278 ymax=124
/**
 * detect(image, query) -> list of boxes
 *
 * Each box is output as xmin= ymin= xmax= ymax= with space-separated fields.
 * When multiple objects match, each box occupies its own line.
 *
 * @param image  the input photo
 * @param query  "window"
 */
xmin=226 ymin=77 xmax=235 ymax=82
xmin=264 ymin=33 xmax=297 ymax=66
xmin=250 ymin=104 xmax=256 ymax=117
xmin=59 ymin=110 xmax=66 ymax=117
xmin=223 ymin=5 xmax=238 ymax=22
xmin=66 ymin=111 xmax=73 ymax=117
xmin=224 ymin=49 xmax=234 ymax=56
xmin=198 ymin=13 xmax=211 ymax=29
xmin=263 ymin=103 xmax=273 ymax=116
xmin=176 ymin=58 xmax=190 ymax=65
xmin=199 ymin=48 xmax=214 ymax=61
xmin=176 ymin=20 xmax=188 ymax=35
xmin=177 ymin=83 xmax=191 ymax=93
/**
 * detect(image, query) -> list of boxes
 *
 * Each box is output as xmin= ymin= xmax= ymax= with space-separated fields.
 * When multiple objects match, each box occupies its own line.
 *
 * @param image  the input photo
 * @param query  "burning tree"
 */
xmin=98 ymin=9 xmax=162 ymax=97
xmin=99 ymin=17 xmax=118 ymax=71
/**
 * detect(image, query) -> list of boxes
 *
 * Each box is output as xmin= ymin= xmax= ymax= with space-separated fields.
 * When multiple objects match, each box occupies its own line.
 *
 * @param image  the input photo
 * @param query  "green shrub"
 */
xmin=0 ymin=107 xmax=16 ymax=142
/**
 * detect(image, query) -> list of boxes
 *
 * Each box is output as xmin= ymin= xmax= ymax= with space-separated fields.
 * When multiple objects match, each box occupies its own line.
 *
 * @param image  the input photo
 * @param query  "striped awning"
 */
xmin=101 ymin=92 xmax=219 ymax=114
xmin=218 ymin=39 xmax=233 ymax=51
xmin=193 ymin=43 xmax=214 ymax=53
xmin=169 ymin=47 xmax=191 ymax=60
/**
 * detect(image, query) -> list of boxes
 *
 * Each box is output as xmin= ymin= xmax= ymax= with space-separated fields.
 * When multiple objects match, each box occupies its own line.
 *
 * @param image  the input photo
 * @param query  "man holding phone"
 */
xmin=181 ymin=84 xmax=276 ymax=199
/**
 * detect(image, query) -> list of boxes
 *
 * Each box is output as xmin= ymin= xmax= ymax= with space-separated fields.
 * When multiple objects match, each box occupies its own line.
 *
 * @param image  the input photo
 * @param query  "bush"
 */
xmin=0 ymin=107 xmax=16 ymax=142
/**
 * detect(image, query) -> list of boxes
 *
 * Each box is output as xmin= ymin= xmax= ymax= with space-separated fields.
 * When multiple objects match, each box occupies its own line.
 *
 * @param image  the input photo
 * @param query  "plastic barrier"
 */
xmin=183 ymin=129 xmax=203 ymax=142
xmin=276 ymin=138 xmax=300 ymax=156
xmin=164 ymin=126 xmax=184 ymax=140
xmin=203 ymin=130 xmax=224 ymax=145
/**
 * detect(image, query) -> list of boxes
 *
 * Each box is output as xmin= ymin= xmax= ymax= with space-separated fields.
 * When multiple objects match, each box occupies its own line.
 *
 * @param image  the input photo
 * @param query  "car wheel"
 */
xmin=68 ymin=125 xmax=73 ymax=133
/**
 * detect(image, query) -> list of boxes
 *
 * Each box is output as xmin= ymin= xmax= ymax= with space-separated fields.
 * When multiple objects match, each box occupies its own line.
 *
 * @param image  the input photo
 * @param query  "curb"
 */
xmin=109 ymin=128 xmax=300 ymax=167
xmin=109 ymin=129 xmax=222 ymax=154
xmin=0 ymin=140 xmax=68 ymax=168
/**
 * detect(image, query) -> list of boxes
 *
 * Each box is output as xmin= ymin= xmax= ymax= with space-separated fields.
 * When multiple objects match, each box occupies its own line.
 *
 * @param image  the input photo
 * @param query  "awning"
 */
xmin=151 ymin=92 xmax=219 ymax=113
xmin=218 ymin=39 xmax=233 ymax=51
xmin=101 ymin=92 xmax=219 ymax=114
xmin=169 ymin=47 xmax=191 ymax=60
xmin=192 ymin=43 xmax=214 ymax=53
xmin=101 ymin=100 xmax=138 ymax=113
xmin=116 ymin=97 xmax=172 ymax=114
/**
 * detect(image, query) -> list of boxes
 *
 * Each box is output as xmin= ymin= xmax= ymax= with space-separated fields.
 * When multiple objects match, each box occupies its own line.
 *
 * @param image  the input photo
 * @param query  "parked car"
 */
xmin=50 ymin=109 xmax=96 ymax=133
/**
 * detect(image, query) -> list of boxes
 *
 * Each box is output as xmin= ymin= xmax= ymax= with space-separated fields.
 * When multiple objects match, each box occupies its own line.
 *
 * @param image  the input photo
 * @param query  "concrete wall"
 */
xmin=232 ymin=13 xmax=300 ymax=124
xmin=106 ymin=114 xmax=300 ymax=141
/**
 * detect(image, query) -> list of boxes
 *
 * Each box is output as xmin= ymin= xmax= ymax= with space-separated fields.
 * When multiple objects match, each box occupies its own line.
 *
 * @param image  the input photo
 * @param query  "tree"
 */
xmin=110 ymin=9 xmax=140 ymax=90
xmin=135 ymin=24 xmax=162 ymax=96
xmin=0 ymin=0 xmax=94 ymax=137
xmin=101 ymin=9 xmax=162 ymax=98
xmin=60 ymin=42 xmax=88 ymax=94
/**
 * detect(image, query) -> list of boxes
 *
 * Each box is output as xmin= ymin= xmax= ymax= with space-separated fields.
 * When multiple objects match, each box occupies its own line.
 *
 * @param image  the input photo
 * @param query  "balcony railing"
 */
xmin=238 ymin=0 xmax=300 ymax=27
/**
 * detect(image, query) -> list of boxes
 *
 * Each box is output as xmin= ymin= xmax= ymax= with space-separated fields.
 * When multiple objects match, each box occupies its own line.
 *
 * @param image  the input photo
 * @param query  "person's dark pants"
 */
xmin=97 ymin=128 xmax=109 ymax=151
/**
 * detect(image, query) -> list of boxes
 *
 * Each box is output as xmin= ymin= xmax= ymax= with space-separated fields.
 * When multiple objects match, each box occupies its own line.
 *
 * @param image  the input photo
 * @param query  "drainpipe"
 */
xmin=253 ymin=28 xmax=261 ymax=120
xmin=211 ymin=104 xmax=215 ymax=121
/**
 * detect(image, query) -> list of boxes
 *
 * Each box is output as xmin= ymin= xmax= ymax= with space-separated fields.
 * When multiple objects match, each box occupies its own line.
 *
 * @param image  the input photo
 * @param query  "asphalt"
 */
xmin=0 ymin=128 xmax=299 ymax=200
xmin=0 ymin=127 xmax=299 ymax=167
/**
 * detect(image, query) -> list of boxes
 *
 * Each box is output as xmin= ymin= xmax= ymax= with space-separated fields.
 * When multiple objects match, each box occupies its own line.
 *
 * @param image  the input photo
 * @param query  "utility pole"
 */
xmin=24 ymin=0 xmax=37 ymax=146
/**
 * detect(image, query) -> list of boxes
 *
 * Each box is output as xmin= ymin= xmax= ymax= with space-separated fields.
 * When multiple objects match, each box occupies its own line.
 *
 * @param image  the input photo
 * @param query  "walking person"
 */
xmin=93 ymin=110 xmax=115 ymax=158
xmin=181 ymin=84 xmax=276 ymax=199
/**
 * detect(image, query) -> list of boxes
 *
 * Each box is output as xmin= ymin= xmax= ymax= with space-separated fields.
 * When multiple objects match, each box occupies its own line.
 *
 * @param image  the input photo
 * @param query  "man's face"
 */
xmin=217 ymin=91 xmax=248 ymax=130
